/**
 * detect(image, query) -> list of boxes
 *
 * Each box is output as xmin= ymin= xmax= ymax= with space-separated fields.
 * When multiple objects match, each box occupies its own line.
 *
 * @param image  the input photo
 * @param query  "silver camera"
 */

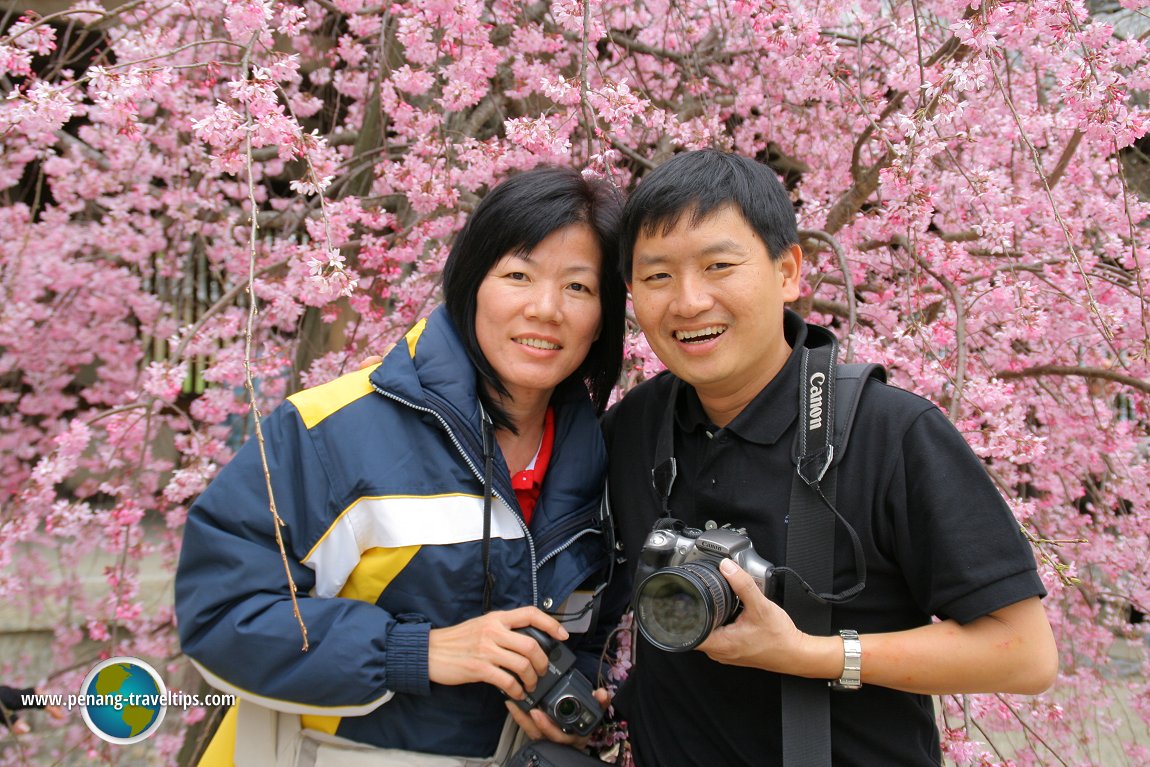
xmin=633 ymin=519 xmax=775 ymax=651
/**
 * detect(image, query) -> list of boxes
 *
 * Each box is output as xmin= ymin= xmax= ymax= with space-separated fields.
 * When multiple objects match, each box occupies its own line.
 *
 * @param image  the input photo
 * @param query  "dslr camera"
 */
xmin=633 ymin=518 xmax=776 ymax=651
xmin=509 ymin=627 xmax=603 ymax=737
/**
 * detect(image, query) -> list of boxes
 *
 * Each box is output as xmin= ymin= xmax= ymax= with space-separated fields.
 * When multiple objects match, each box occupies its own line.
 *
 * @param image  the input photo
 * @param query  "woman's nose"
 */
xmin=526 ymin=286 xmax=562 ymax=322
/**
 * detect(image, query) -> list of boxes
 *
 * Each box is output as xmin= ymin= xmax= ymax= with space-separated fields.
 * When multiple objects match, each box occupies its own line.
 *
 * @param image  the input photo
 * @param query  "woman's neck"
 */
xmin=493 ymin=391 xmax=550 ymax=474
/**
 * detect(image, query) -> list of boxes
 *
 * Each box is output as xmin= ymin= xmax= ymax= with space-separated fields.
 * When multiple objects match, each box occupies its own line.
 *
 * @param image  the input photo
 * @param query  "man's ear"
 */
xmin=780 ymin=243 xmax=802 ymax=302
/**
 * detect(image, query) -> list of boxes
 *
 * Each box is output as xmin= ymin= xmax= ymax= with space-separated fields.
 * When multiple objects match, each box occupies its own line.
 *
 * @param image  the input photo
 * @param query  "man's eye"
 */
xmin=642 ymin=272 xmax=670 ymax=282
xmin=708 ymin=262 xmax=734 ymax=271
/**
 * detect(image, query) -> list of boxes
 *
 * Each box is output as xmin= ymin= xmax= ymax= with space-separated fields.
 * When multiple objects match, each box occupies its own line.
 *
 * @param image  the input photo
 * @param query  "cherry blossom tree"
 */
xmin=1 ymin=0 xmax=1147 ymax=763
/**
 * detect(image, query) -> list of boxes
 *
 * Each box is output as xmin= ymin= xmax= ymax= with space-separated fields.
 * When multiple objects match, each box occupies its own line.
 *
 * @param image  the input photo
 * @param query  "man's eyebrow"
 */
xmin=634 ymin=252 xmax=672 ymax=269
xmin=699 ymin=238 xmax=750 ymax=256
xmin=634 ymin=238 xmax=749 ymax=266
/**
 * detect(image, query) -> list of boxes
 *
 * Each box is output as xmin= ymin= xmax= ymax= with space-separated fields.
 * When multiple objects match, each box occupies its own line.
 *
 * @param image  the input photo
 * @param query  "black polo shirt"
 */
xmin=603 ymin=311 xmax=1046 ymax=767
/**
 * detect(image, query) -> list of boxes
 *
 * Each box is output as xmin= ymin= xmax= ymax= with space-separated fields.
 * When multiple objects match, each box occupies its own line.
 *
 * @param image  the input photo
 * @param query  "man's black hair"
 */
xmin=442 ymin=165 xmax=625 ymax=433
xmin=619 ymin=149 xmax=799 ymax=279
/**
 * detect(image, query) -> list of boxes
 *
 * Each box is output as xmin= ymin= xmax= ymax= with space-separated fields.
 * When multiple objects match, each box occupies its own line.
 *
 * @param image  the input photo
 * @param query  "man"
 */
xmin=602 ymin=150 xmax=1057 ymax=766
xmin=0 ymin=685 xmax=65 ymax=735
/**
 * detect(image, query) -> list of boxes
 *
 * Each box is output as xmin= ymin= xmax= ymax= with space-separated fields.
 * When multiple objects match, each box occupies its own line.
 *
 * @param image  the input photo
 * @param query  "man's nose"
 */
xmin=671 ymin=275 xmax=714 ymax=317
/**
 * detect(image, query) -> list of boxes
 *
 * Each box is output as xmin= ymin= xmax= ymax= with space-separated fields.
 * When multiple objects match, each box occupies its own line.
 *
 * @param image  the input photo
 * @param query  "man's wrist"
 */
xmin=830 ymin=629 xmax=862 ymax=691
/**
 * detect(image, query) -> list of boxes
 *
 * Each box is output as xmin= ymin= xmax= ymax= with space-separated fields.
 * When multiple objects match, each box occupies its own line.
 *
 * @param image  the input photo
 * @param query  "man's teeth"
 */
xmin=675 ymin=326 xmax=725 ymax=342
xmin=515 ymin=337 xmax=560 ymax=350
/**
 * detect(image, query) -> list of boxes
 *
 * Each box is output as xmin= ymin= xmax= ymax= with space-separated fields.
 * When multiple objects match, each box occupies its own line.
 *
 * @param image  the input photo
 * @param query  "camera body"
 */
xmin=633 ymin=519 xmax=776 ymax=651
xmin=509 ymin=627 xmax=603 ymax=737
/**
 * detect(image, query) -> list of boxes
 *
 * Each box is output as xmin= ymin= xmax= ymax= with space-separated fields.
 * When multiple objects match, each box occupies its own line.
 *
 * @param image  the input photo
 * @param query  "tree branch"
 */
xmin=1046 ymin=130 xmax=1084 ymax=189
xmin=997 ymin=365 xmax=1150 ymax=394
xmin=800 ymin=228 xmax=858 ymax=358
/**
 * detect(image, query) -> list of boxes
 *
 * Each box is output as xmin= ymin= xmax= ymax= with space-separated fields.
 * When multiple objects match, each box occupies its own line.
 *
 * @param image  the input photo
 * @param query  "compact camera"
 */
xmin=509 ymin=627 xmax=603 ymax=737
xmin=633 ymin=519 xmax=776 ymax=651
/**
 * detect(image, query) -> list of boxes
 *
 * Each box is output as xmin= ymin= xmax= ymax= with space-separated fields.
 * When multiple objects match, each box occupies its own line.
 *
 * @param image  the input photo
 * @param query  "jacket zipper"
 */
xmin=371 ymin=383 xmax=540 ymax=606
xmin=536 ymin=526 xmax=600 ymax=569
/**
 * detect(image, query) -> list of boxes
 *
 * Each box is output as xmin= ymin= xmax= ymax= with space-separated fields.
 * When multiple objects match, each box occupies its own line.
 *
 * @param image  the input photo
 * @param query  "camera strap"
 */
xmin=778 ymin=327 xmax=873 ymax=606
xmin=649 ymin=329 xmax=876 ymax=607
xmin=480 ymin=407 xmax=497 ymax=614
xmin=648 ymin=322 xmax=883 ymax=767
xmin=780 ymin=325 xmax=884 ymax=767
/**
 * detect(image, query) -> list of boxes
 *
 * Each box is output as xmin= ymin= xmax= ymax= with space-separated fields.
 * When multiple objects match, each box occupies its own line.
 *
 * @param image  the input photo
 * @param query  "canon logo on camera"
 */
xmin=695 ymin=538 xmax=725 ymax=555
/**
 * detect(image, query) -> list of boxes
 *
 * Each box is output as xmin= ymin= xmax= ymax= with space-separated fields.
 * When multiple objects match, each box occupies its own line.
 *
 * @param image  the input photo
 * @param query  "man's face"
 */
xmin=629 ymin=205 xmax=801 ymax=420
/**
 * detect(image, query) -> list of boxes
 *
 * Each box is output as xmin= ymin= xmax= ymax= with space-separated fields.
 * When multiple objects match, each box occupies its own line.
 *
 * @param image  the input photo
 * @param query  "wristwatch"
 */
xmin=830 ymin=629 xmax=862 ymax=691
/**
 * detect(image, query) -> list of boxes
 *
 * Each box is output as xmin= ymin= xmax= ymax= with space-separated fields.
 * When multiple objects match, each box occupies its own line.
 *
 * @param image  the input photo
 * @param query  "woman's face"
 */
xmin=474 ymin=223 xmax=603 ymax=405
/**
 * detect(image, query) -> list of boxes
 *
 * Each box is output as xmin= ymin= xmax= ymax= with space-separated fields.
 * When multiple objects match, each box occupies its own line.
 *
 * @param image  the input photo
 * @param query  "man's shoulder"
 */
xmin=853 ymin=371 xmax=939 ymax=416
xmin=848 ymin=374 xmax=960 ymax=454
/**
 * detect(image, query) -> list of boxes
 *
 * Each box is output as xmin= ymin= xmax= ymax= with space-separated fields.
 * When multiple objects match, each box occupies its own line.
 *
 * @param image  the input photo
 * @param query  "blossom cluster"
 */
xmin=0 ymin=0 xmax=1147 ymax=763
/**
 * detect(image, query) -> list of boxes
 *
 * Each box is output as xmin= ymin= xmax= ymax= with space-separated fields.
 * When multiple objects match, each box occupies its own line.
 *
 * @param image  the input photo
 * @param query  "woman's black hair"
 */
xmin=619 ymin=149 xmax=799 ymax=280
xmin=442 ymin=166 xmax=625 ymax=433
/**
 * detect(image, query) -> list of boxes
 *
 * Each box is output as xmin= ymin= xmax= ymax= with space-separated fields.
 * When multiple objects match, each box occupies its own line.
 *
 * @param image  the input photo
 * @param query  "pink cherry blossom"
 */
xmin=0 ymin=1 xmax=1147 ymax=763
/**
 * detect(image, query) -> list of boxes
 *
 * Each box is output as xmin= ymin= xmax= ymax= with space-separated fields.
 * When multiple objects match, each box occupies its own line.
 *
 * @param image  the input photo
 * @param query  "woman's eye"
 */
xmin=507 ymin=272 xmax=528 ymax=281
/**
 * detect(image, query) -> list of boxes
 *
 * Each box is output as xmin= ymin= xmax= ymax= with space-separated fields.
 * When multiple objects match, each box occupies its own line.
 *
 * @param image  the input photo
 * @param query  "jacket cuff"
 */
xmin=385 ymin=622 xmax=430 ymax=696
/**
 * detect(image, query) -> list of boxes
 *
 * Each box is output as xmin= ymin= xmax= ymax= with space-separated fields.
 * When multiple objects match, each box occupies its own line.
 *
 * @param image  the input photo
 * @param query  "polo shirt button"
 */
xmin=542 ymin=597 xmax=554 ymax=609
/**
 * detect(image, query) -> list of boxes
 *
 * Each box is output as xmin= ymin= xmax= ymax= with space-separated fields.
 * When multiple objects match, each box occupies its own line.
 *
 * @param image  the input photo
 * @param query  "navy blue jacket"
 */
xmin=175 ymin=308 xmax=614 ymax=757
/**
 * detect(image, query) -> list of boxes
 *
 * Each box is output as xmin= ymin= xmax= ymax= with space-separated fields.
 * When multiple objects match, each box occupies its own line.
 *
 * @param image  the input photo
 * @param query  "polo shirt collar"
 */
xmin=674 ymin=310 xmax=808 ymax=446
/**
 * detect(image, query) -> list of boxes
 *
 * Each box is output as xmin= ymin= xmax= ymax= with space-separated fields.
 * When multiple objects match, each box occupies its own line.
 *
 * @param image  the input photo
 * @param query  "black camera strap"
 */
xmin=480 ymin=407 xmax=497 ymax=614
xmin=779 ymin=328 xmax=871 ymax=606
xmin=649 ymin=332 xmax=873 ymax=607
xmin=648 ymin=323 xmax=883 ymax=767
xmin=781 ymin=326 xmax=883 ymax=767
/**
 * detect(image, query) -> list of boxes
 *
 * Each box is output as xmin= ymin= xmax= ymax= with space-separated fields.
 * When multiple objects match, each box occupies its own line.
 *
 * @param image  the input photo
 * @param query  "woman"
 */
xmin=175 ymin=166 xmax=626 ymax=766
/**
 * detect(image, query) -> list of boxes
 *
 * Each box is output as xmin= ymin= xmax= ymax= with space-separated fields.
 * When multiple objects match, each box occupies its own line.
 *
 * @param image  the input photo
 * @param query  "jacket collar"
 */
xmin=369 ymin=306 xmax=480 ymax=426
xmin=368 ymin=307 xmax=605 ymax=531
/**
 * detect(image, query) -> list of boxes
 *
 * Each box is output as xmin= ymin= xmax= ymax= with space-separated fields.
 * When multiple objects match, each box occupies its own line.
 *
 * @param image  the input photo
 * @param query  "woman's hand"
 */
xmin=427 ymin=606 xmax=568 ymax=699
xmin=505 ymin=687 xmax=611 ymax=748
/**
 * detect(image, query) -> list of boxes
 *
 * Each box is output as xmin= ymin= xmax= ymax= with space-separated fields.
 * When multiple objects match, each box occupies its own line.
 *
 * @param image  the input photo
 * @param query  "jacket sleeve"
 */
xmin=174 ymin=401 xmax=430 ymax=716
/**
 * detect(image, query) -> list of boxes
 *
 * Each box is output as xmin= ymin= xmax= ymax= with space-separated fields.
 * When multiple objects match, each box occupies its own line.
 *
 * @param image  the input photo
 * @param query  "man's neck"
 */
xmin=696 ymin=351 xmax=790 ymax=428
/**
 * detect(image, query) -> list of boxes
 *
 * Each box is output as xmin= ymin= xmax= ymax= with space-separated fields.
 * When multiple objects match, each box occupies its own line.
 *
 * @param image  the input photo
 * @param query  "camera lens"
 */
xmin=553 ymin=695 xmax=582 ymax=724
xmin=635 ymin=561 xmax=735 ymax=651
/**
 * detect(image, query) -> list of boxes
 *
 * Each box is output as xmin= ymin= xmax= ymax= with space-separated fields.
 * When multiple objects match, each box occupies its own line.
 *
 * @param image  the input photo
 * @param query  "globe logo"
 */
xmin=79 ymin=657 xmax=167 ymax=744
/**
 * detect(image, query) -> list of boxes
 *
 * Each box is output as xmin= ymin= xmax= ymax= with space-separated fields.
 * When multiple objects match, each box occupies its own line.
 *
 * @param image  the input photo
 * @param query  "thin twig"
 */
xmin=239 ymin=34 xmax=309 ymax=652
xmin=988 ymin=62 xmax=1115 ymax=348
xmin=899 ymin=235 xmax=968 ymax=420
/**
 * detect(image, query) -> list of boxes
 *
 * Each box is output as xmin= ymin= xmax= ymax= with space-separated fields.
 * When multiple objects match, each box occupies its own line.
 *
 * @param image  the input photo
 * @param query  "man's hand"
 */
xmin=1 ymin=686 xmax=66 ymax=735
xmin=696 ymin=559 xmax=825 ymax=677
xmin=428 ymin=606 xmax=569 ymax=699
xmin=698 ymin=560 xmax=1060 ymax=696
xmin=504 ymin=687 xmax=611 ymax=748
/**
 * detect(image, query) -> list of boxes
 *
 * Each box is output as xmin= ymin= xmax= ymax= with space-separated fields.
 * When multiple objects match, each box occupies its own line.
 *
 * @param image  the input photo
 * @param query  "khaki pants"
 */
xmin=233 ymin=701 xmax=524 ymax=767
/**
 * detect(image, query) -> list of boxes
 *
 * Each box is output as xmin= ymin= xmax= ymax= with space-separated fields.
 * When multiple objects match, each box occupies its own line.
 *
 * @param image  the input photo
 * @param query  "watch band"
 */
xmin=830 ymin=629 xmax=862 ymax=691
